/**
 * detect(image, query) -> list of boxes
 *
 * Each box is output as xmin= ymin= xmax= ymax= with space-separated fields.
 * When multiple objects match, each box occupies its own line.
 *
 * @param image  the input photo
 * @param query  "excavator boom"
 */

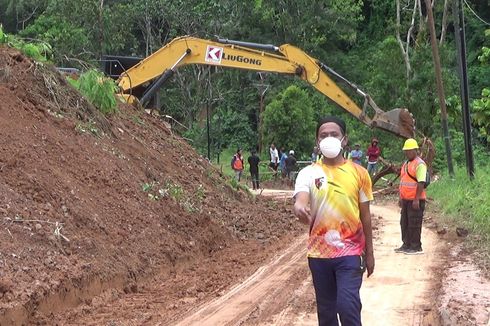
xmin=117 ymin=36 xmax=415 ymax=139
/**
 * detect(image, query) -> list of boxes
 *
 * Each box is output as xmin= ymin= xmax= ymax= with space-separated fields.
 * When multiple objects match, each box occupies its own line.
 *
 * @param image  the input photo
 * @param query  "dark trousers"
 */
xmin=250 ymin=170 xmax=259 ymax=189
xmin=308 ymin=256 xmax=364 ymax=326
xmin=400 ymin=199 xmax=425 ymax=250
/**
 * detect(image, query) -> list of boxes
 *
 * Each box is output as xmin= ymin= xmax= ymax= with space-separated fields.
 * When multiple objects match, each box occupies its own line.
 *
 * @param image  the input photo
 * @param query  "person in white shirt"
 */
xmin=269 ymin=143 xmax=279 ymax=176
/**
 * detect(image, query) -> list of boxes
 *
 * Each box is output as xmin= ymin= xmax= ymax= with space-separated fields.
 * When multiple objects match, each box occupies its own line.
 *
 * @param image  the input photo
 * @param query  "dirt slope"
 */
xmin=0 ymin=46 xmax=301 ymax=325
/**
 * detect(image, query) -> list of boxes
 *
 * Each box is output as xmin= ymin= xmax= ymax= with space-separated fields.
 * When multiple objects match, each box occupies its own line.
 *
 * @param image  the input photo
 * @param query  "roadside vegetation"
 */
xmin=429 ymin=165 xmax=490 ymax=264
xmin=0 ymin=25 xmax=51 ymax=62
xmin=67 ymin=69 xmax=119 ymax=115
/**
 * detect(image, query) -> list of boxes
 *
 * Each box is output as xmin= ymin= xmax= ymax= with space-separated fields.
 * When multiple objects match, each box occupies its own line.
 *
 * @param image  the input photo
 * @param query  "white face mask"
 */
xmin=319 ymin=136 xmax=344 ymax=159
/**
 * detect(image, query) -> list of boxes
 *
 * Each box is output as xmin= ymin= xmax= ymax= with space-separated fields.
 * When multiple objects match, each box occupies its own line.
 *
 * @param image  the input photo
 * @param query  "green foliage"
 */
xmin=429 ymin=166 xmax=490 ymax=251
xmin=2 ymin=0 xmax=489 ymax=170
xmin=432 ymin=129 xmax=488 ymax=172
xmin=68 ymin=69 xmax=118 ymax=115
xmin=20 ymin=14 xmax=91 ymax=63
xmin=142 ymin=181 xmax=156 ymax=193
xmin=262 ymin=85 xmax=315 ymax=157
xmin=473 ymin=88 xmax=490 ymax=141
xmin=183 ymin=103 xmax=257 ymax=158
xmin=0 ymin=27 xmax=6 ymax=43
xmin=0 ymin=0 xmax=47 ymax=33
xmin=479 ymin=46 xmax=490 ymax=63
xmin=472 ymin=31 xmax=490 ymax=142
xmin=252 ymin=0 xmax=363 ymax=54
xmin=0 ymin=25 xmax=52 ymax=61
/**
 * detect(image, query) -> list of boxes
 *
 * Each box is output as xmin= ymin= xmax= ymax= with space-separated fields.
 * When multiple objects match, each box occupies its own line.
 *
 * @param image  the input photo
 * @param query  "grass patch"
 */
xmin=212 ymin=147 xmax=278 ymax=182
xmin=428 ymin=165 xmax=490 ymax=255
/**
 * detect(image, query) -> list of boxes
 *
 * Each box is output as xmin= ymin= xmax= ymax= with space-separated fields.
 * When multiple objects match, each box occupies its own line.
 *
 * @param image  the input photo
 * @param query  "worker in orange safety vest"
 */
xmin=231 ymin=148 xmax=244 ymax=182
xmin=394 ymin=138 xmax=428 ymax=255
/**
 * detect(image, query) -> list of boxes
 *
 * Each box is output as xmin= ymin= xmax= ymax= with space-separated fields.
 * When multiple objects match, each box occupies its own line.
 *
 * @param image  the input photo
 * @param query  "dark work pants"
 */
xmin=400 ymin=199 xmax=425 ymax=250
xmin=250 ymin=170 xmax=259 ymax=189
xmin=308 ymin=256 xmax=364 ymax=326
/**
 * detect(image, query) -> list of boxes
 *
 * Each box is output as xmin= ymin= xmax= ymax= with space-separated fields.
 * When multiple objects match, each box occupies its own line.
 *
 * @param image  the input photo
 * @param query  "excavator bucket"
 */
xmin=372 ymin=108 xmax=415 ymax=139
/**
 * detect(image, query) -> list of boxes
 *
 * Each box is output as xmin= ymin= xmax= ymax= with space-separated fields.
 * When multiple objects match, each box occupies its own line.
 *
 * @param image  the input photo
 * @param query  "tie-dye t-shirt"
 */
xmin=293 ymin=160 xmax=373 ymax=258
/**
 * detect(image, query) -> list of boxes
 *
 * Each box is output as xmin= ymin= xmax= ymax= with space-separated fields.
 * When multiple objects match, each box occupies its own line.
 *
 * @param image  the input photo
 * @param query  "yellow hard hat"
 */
xmin=403 ymin=138 xmax=419 ymax=150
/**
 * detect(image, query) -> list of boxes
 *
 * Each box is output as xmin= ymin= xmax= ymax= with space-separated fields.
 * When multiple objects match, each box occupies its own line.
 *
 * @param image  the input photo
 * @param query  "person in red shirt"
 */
xmin=366 ymin=138 xmax=381 ymax=177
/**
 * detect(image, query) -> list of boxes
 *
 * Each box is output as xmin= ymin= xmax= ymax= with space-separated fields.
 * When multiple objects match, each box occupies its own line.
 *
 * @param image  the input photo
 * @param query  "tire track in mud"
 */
xmin=174 ymin=235 xmax=308 ymax=326
xmin=175 ymin=201 xmax=445 ymax=326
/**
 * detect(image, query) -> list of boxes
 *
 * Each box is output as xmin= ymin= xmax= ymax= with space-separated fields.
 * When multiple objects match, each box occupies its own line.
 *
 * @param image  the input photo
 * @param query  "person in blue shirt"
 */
xmin=279 ymin=147 xmax=288 ymax=177
xmin=350 ymin=144 xmax=363 ymax=165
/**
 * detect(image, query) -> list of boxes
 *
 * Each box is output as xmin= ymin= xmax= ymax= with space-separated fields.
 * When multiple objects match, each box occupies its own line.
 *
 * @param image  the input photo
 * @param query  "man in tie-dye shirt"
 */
xmin=293 ymin=116 xmax=374 ymax=326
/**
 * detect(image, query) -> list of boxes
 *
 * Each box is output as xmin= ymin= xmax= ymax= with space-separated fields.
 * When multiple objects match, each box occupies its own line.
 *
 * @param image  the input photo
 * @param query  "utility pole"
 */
xmin=453 ymin=0 xmax=475 ymax=178
xmin=425 ymin=0 xmax=454 ymax=176
xmin=255 ymin=72 xmax=269 ymax=154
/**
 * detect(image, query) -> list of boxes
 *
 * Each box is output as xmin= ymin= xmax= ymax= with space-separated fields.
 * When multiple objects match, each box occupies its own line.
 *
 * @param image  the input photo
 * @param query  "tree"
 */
xmin=472 ymin=30 xmax=490 ymax=142
xmin=261 ymin=85 xmax=315 ymax=158
xmin=0 ymin=0 xmax=47 ymax=32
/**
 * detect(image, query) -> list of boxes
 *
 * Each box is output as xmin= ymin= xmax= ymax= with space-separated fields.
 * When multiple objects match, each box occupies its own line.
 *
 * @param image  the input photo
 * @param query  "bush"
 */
xmin=432 ymin=129 xmax=489 ymax=172
xmin=0 ymin=25 xmax=52 ymax=62
xmin=261 ymin=85 xmax=315 ymax=157
xmin=68 ymin=69 xmax=118 ymax=115
xmin=429 ymin=166 xmax=490 ymax=251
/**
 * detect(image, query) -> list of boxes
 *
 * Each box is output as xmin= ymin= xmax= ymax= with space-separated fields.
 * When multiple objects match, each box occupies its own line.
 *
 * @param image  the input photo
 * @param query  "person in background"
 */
xmin=350 ymin=144 xmax=363 ymax=165
xmin=231 ymin=148 xmax=244 ymax=182
xmin=311 ymin=146 xmax=319 ymax=163
xmin=269 ymin=143 xmax=279 ymax=177
xmin=395 ymin=138 xmax=428 ymax=255
xmin=280 ymin=147 xmax=288 ymax=178
xmin=366 ymin=138 xmax=381 ymax=177
xmin=343 ymin=145 xmax=352 ymax=160
xmin=293 ymin=116 xmax=374 ymax=326
xmin=285 ymin=150 xmax=297 ymax=185
xmin=248 ymin=149 xmax=261 ymax=190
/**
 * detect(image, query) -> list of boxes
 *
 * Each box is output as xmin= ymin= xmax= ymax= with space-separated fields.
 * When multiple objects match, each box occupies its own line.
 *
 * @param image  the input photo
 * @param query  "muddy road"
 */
xmin=174 ymin=194 xmax=443 ymax=326
xmin=43 ymin=190 xmax=490 ymax=325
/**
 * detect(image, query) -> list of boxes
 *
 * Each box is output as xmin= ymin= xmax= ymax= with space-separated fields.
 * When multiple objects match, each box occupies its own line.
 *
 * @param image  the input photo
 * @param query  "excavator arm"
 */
xmin=117 ymin=36 xmax=415 ymax=139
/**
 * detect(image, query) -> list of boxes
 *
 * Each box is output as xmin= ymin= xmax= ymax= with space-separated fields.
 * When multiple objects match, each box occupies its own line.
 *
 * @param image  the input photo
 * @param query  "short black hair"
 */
xmin=316 ymin=116 xmax=347 ymax=137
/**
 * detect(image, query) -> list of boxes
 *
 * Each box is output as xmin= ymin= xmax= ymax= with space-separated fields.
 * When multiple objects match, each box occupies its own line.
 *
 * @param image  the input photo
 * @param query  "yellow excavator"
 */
xmin=116 ymin=36 xmax=416 ymax=139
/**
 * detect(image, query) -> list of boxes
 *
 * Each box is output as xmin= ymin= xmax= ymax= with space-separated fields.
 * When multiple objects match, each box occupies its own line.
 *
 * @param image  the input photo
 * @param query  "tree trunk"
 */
xmin=396 ymin=0 xmax=414 ymax=83
xmin=439 ymin=0 xmax=450 ymax=45
xmin=99 ymin=0 xmax=104 ymax=59
xmin=424 ymin=0 xmax=454 ymax=176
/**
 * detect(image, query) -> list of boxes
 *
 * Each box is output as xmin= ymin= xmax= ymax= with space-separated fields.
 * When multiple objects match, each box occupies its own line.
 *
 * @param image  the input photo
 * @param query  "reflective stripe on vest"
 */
xmin=399 ymin=157 xmax=426 ymax=200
